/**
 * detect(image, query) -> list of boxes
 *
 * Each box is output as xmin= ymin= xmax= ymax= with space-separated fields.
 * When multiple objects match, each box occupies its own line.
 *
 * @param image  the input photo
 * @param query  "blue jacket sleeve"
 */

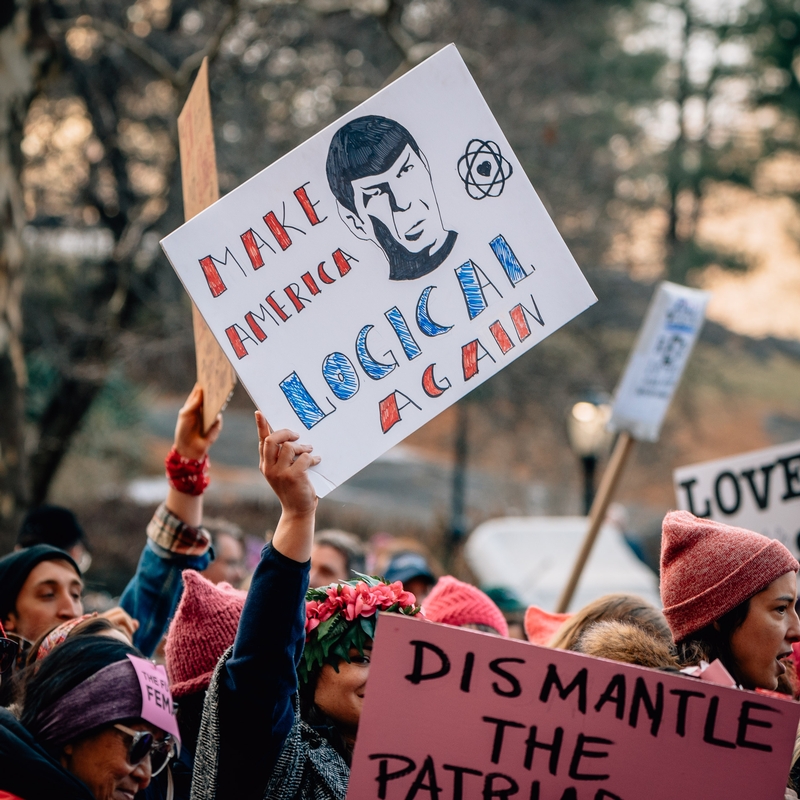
xmin=216 ymin=543 xmax=309 ymax=800
xmin=119 ymin=540 xmax=212 ymax=657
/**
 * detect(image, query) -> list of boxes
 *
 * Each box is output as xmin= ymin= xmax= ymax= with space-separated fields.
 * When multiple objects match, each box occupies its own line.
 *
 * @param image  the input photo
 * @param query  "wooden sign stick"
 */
xmin=177 ymin=58 xmax=236 ymax=433
xmin=555 ymin=431 xmax=636 ymax=613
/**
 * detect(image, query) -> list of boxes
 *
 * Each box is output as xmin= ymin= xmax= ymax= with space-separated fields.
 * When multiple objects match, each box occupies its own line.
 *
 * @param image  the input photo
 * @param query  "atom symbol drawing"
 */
xmin=457 ymin=139 xmax=513 ymax=200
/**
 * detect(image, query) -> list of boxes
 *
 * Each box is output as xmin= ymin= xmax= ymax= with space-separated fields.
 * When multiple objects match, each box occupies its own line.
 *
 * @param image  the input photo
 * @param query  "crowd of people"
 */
xmin=0 ymin=387 xmax=799 ymax=799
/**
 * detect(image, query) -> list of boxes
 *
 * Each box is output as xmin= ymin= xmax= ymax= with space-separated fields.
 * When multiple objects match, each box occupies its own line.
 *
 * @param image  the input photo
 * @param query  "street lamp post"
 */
xmin=565 ymin=396 xmax=613 ymax=515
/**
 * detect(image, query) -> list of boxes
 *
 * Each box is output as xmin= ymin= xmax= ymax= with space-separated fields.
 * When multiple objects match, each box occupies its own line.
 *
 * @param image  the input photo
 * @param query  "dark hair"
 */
xmin=314 ymin=530 xmax=366 ymax=576
xmin=675 ymin=599 xmax=751 ymax=684
xmin=298 ymin=668 xmax=353 ymax=765
xmin=20 ymin=635 xmax=140 ymax=735
xmin=204 ymin=517 xmax=244 ymax=549
xmin=17 ymin=505 xmax=87 ymax=551
xmin=326 ymin=115 xmax=421 ymax=215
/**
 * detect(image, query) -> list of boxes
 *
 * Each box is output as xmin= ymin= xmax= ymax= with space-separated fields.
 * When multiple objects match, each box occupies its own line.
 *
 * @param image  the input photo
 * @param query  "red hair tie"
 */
xmin=165 ymin=447 xmax=209 ymax=496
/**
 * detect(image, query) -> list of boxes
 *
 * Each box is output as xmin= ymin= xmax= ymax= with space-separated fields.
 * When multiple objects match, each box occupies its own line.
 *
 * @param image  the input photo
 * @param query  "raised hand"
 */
xmin=255 ymin=411 xmax=319 ymax=563
xmin=174 ymin=383 xmax=223 ymax=460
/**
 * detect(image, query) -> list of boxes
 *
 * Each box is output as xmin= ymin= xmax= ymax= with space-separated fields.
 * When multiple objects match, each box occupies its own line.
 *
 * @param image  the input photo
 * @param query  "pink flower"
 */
xmin=306 ymin=578 xmax=419 ymax=636
xmin=305 ymin=617 xmax=321 ymax=635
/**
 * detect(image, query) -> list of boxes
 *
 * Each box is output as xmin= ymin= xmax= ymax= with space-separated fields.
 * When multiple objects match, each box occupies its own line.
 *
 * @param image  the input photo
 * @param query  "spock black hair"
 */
xmin=326 ymin=115 xmax=422 ymax=216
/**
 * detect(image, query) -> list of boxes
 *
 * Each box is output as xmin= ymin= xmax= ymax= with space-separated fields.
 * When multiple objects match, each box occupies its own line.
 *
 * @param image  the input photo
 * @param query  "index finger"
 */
xmin=181 ymin=383 xmax=203 ymax=412
xmin=254 ymin=410 xmax=272 ymax=439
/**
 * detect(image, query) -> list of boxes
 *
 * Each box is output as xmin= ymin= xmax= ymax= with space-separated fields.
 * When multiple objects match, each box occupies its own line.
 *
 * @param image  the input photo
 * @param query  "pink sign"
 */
xmin=349 ymin=615 xmax=800 ymax=799
xmin=127 ymin=655 xmax=181 ymax=742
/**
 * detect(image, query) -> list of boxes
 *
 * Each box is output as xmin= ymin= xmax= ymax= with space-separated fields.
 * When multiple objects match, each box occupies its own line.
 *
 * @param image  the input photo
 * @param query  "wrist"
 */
xmin=173 ymin=442 xmax=207 ymax=461
xmin=165 ymin=446 xmax=209 ymax=496
xmin=279 ymin=506 xmax=316 ymax=525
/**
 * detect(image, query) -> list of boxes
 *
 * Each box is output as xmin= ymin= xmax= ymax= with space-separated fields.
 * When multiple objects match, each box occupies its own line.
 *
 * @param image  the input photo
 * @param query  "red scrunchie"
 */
xmin=165 ymin=446 xmax=209 ymax=496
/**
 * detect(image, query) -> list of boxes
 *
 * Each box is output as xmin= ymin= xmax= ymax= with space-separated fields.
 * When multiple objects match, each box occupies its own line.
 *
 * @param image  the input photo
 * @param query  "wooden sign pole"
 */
xmin=177 ymin=58 xmax=236 ymax=432
xmin=555 ymin=431 xmax=636 ymax=613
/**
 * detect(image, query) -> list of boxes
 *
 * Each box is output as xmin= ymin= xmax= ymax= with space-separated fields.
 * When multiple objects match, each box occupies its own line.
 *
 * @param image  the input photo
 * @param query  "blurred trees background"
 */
xmin=2 ymin=0 xmax=800 ymax=537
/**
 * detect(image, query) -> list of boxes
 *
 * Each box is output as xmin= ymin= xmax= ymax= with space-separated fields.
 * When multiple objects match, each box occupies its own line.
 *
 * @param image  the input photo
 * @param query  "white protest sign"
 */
xmin=608 ymin=282 xmax=709 ymax=442
xmin=674 ymin=439 xmax=800 ymax=557
xmin=161 ymin=46 xmax=597 ymax=497
xmin=349 ymin=614 xmax=800 ymax=800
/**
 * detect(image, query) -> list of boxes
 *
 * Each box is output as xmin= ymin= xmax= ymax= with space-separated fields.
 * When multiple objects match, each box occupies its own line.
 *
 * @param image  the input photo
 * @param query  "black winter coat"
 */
xmin=0 ymin=708 xmax=94 ymax=800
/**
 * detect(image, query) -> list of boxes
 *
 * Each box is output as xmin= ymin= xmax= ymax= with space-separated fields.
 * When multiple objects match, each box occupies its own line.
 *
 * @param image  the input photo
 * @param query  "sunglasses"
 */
xmin=0 ymin=638 xmax=19 ymax=674
xmin=114 ymin=724 xmax=177 ymax=776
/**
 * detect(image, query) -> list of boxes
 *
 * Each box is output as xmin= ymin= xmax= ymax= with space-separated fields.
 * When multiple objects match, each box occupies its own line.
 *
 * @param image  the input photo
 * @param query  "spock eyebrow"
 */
xmin=395 ymin=152 xmax=412 ymax=178
xmin=362 ymin=182 xmax=392 ymax=208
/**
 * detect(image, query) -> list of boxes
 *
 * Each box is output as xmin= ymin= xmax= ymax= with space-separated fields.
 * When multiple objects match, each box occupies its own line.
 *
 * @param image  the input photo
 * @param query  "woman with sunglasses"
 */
xmin=0 ymin=635 xmax=177 ymax=800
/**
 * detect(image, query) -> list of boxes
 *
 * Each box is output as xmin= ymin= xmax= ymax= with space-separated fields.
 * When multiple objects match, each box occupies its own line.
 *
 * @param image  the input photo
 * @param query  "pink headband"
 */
xmin=36 ymin=614 xmax=94 ymax=662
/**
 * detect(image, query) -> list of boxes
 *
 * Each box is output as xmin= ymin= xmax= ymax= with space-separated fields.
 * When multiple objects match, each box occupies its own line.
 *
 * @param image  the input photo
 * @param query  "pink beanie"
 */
xmin=165 ymin=570 xmax=246 ymax=697
xmin=660 ymin=510 xmax=798 ymax=643
xmin=524 ymin=606 xmax=572 ymax=645
xmin=422 ymin=576 xmax=509 ymax=637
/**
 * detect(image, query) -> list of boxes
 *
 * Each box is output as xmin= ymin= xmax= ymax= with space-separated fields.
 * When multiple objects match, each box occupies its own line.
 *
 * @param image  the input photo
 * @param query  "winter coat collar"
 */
xmin=0 ymin=708 xmax=94 ymax=800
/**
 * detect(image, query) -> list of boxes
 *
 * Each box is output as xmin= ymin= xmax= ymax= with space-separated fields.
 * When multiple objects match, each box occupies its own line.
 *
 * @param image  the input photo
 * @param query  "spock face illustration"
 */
xmin=326 ymin=115 xmax=457 ymax=281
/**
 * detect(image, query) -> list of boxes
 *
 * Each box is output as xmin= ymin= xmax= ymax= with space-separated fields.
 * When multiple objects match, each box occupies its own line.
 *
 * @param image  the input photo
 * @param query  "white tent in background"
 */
xmin=465 ymin=516 xmax=660 ymax=612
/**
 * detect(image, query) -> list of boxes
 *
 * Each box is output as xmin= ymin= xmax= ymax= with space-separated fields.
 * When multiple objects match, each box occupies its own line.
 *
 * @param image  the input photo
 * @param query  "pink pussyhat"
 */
xmin=422 ymin=576 xmax=509 ymax=637
xmin=524 ymin=606 xmax=572 ymax=645
xmin=165 ymin=570 xmax=246 ymax=697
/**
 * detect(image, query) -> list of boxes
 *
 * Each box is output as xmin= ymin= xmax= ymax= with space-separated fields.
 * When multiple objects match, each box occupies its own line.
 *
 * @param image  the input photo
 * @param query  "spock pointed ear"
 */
xmin=336 ymin=201 xmax=371 ymax=242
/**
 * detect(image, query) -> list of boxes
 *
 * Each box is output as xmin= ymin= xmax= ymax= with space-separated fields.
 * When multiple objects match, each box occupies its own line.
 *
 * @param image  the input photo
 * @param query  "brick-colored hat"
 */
xmin=165 ymin=570 xmax=246 ymax=697
xmin=422 ymin=576 xmax=508 ymax=637
xmin=524 ymin=605 xmax=572 ymax=645
xmin=660 ymin=510 xmax=798 ymax=643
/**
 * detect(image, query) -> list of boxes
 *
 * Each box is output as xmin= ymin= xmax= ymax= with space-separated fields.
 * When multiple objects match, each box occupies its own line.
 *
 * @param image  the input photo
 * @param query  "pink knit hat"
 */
xmin=165 ymin=570 xmax=246 ymax=697
xmin=422 ymin=576 xmax=509 ymax=637
xmin=524 ymin=606 xmax=572 ymax=645
xmin=660 ymin=510 xmax=799 ymax=643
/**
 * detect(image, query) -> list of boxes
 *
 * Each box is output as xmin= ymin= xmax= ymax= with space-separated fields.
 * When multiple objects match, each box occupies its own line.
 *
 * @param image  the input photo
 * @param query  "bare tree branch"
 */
xmin=175 ymin=0 xmax=241 ymax=89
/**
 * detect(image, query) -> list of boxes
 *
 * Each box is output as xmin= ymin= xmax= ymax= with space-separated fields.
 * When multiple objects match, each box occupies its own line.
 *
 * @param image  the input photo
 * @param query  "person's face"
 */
xmin=4 ymin=560 xmax=83 ymax=642
xmin=202 ymin=533 xmax=245 ymax=587
xmin=309 ymin=544 xmax=349 ymax=588
xmin=61 ymin=721 xmax=163 ymax=800
xmin=313 ymin=646 xmax=371 ymax=745
xmin=404 ymin=576 xmax=433 ymax=604
xmin=351 ymin=145 xmax=444 ymax=254
xmin=727 ymin=571 xmax=800 ymax=690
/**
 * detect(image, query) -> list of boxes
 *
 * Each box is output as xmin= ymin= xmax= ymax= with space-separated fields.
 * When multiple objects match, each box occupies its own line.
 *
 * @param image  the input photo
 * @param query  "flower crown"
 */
xmin=300 ymin=574 xmax=420 ymax=683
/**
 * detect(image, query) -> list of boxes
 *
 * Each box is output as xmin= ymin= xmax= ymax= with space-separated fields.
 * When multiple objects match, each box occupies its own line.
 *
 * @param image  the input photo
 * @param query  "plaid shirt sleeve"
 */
xmin=146 ymin=502 xmax=211 ymax=557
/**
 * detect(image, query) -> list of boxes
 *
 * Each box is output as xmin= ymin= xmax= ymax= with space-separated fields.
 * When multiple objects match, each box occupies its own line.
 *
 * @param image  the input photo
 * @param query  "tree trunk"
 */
xmin=0 ymin=3 xmax=50 ymax=538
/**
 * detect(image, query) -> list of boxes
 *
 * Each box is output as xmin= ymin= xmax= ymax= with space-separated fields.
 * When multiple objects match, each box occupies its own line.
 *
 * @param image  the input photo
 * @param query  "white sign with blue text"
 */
xmin=609 ymin=282 xmax=709 ymax=442
xmin=161 ymin=45 xmax=597 ymax=497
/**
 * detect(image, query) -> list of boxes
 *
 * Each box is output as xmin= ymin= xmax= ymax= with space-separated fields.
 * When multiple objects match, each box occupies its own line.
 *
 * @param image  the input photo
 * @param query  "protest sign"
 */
xmin=556 ymin=282 xmax=710 ymax=612
xmin=349 ymin=614 xmax=800 ymax=800
xmin=161 ymin=46 xmax=597 ymax=497
xmin=177 ymin=58 xmax=236 ymax=433
xmin=127 ymin=655 xmax=181 ymax=741
xmin=608 ymin=281 xmax=709 ymax=442
xmin=674 ymin=438 xmax=800 ymax=557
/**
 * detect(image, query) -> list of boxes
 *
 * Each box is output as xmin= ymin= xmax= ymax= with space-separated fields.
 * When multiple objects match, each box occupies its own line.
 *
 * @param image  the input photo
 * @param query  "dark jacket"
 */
xmin=190 ymin=544 xmax=349 ymax=800
xmin=138 ymin=744 xmax=194 ymax=800
xmin=0 ymin=709 xmax=94 ymax=800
